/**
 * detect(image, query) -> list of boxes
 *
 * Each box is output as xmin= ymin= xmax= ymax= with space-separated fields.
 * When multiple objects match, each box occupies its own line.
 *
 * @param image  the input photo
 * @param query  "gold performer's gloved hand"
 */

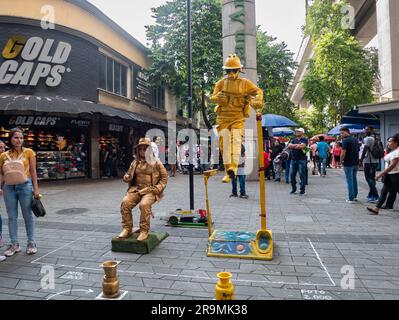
xmin=123 ymin=174 xmax=131 ymax=183
xmin=138 ymin=187 xmax=151 ymax=196
xmin=251 ymin=93 xmax=264 ymax=111
xmin=211 ymin=91 xmax=228 ymax=107
xmin=150 ymin=186 xmax=161 ymax=195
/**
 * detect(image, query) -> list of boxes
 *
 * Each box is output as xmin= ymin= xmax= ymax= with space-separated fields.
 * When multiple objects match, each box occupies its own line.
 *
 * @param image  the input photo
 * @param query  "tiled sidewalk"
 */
xmin=1 ymin=168 xmax=399 ymax=300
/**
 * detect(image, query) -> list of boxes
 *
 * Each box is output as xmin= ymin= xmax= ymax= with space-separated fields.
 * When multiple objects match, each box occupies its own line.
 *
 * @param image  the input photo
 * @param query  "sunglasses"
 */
xmin=226 ymin=69 xmax=239 ymax=74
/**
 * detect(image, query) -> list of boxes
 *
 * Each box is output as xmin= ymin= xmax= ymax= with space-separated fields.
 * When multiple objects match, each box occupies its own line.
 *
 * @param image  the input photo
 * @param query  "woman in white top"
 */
xmin=367 ymin=134 xmax=399 ymax=215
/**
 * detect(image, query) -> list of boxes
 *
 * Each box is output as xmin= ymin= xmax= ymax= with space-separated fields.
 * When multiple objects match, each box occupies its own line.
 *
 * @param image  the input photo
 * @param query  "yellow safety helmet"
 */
xmin=223 ymin=54 xmax=243 ymax=70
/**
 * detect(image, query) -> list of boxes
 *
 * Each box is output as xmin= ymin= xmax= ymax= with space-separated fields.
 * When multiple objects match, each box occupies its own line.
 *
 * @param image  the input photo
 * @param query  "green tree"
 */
xmin=146 ymin=0 xmax=223 ymax=129
xmin=305 ymin=0 xmax=351 ymax=43
xmin=146 ymin=0 xmax=298 ymax=127
xmin=257 ymin=29 xmax=297 ymax=118
xmin=302 ymin=0 xmax=374 ymax=128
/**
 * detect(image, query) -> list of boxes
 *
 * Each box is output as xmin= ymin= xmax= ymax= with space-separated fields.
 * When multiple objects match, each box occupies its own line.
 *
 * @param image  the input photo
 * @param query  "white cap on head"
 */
xmin=295 ymin=128 xmax=305 ymax=134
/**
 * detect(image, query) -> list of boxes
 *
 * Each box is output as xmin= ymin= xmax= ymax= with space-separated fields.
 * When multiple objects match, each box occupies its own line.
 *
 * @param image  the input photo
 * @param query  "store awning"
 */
xmin=341 ymin=109 xmax=380 ymax=127
xmin=0 ymin=95 xmax=168 ymax=128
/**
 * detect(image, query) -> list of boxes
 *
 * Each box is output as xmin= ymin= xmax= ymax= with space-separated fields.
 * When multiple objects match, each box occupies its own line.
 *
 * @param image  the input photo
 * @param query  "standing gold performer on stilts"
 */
xmin=118 ymin=138 xmax=168 ymax=242
xmin=211 ymin=54 xmax=264 ymax=183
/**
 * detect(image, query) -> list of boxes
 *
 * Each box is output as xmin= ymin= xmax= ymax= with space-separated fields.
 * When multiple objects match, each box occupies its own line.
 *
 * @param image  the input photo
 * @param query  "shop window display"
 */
xmin=0 ymin=127 xmax=88 ymax=181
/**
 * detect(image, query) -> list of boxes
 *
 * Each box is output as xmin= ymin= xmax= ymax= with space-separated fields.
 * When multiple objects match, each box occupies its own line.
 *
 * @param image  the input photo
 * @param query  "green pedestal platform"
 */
xmin=111 ymin=231 xmax=169 ymax=254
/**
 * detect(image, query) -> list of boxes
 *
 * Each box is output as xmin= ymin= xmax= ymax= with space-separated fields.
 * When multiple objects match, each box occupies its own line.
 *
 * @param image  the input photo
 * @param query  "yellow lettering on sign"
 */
xmin=2 ymin=35 xmax=27 ymax=59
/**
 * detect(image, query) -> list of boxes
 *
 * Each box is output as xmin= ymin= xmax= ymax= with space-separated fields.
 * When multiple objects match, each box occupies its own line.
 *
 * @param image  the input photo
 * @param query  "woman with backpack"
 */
xmin=0 ymin=128 xmax=40 ymax=257
xmin=0 ymin=140 xmax=6 ymax=262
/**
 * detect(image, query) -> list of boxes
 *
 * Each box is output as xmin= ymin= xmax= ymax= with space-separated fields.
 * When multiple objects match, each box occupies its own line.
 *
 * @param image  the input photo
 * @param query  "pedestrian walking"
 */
xmin=340 ymin=127 xmax=360 ymax=204
xmin=264 ymin=149 xmax=271 ymax=180
xmin=230 ymin=144 xmax=248 ymax=199
xmin=360 ymin=126 xmax=383 ymax=203
xmin=282 ymin=146 xmax=291 ymax=184
xmin=367 ymin=134 xmax=399 ymax=215
xmin=288 ymin=128 xmax=308 ymax=196
xmin=0 ymin=140 xmax=6 ymax=262
xmin=272 ymin=140 xmax=284 ymax=182
xmin=333 ymin=142 xmax=343 ymax=168
xmin=0 ymin=128 xmax=40 ymax=257
xmin=316 ymin=136 xmax=329 ymax=177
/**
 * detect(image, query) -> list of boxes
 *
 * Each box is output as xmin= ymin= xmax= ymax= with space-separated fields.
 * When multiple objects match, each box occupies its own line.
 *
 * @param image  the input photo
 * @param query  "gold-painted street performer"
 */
xmin=211 ymin=54 xmax=264 ymax=183
xmin=118 ymin=138 xmax=168 ymax=241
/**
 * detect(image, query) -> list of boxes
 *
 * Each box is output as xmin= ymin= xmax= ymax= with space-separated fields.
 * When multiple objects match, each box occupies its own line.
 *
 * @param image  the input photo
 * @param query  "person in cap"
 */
xmin=288 ymin=128 xmax=309 ymax=195
xmin=118 ymin=138 xmax=168 ymax=241
xmin=211 ymin=54 xmax=264 ymax=183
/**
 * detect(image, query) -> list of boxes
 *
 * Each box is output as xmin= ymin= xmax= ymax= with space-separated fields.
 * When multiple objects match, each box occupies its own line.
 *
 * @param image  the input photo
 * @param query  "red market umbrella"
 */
xmin=274 ymin=137 xmax=289 ymax=143
xmin=310 ymin=134 xmax=336 ymax=142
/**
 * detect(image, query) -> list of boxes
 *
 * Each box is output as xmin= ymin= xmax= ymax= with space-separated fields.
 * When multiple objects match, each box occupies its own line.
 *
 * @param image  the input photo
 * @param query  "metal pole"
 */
xmin=187 ymin=0 xmax=194 ymax=210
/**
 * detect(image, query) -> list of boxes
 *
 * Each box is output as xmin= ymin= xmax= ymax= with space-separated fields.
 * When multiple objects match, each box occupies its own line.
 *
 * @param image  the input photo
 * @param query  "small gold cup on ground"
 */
xmin=101 ymin=261 xmax=120 ymax=299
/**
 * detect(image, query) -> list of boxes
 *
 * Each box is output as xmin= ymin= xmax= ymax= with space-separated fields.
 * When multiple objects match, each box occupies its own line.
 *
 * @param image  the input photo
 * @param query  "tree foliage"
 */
xmin=257 ymin=29 xmax=297 ymax=119
xmin=302 ymin=0 xmax=374 ymax=128
xmin=146 ymin=0 xmax=223 ymax=128
xmin=146 ymin=0 xmax=298 ymax=127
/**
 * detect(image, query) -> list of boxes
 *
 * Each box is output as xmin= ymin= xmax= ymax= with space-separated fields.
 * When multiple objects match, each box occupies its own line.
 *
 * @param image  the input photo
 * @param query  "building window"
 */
xmin=99 ymin=54 xmax=128 ymax=97
xmin=152 ymin=86 xmax=165 ymax=110
xmin=177 ymin=98 xmax=188 ymax=118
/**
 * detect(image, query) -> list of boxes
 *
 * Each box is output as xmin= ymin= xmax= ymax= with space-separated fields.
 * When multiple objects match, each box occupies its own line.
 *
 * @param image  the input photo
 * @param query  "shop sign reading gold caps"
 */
xmin=0 ymin=35 xmax=72 ymax=87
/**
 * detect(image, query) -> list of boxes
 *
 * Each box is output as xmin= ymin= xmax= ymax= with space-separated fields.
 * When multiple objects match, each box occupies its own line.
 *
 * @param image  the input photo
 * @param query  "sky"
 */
xmin=87 ymin=0 xmax=306 ymax=56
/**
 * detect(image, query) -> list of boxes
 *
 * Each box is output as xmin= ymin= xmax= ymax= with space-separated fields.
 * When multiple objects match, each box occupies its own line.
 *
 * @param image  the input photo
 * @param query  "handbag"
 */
xmin=31 ymin=197 xmax=46 ymax=218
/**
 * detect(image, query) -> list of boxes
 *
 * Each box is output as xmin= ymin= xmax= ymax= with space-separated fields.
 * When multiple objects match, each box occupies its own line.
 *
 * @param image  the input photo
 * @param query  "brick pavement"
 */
xmin=1 ymin=168 xmax=399 ymax=300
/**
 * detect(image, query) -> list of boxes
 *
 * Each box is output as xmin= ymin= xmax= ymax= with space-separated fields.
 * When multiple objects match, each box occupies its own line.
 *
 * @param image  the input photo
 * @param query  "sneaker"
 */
xmin=353 ymin=198 xmax=359 ymax=202
xmin=382 ymin=206 xmax=394 ymax=210
xmin=346 ymin=200 xmax=356 ymax=204
xmin=0 ymin=255 xmax=6 ymax=262
xmin=229 ymin=193 xmax=238 ymax=198
xmin=299 ymin=191 xmax=306 ymax=196
xmin=26 ymin=243 xmax=37 ymax=255
xmin=240 ymin=194 xmax=249 ymax=199
xmin=290 ymin=190 xmax=297 ymax=195
xmin=4 ymin=244 xmax=21 ymax=257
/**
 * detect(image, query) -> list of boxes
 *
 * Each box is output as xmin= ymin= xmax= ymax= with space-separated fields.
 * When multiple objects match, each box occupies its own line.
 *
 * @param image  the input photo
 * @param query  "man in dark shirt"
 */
xmin=340 ymin=127 xmax=360 ymax=203
xmin=288 ymin=128 xmax=308 ymax=195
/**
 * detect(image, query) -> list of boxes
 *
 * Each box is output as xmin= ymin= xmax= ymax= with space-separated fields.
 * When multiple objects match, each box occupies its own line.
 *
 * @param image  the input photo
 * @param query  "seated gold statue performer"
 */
xmin=118 ymin=138 xmax=168 ymax=241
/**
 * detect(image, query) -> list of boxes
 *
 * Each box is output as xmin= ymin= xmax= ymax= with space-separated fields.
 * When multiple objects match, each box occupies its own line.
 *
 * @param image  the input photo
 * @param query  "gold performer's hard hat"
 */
xmin=223 ymin=54 xmax=243 ymax=70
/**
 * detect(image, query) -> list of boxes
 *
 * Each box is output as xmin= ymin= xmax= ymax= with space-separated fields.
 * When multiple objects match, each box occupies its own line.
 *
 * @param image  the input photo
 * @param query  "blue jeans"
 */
xmin=344 ymin=166 xmax=359 ymax=201
xmin=318 ymin=157 xmax=327 ymax=176
xmin=3 ymin=179 xmax=35 ymax=245
xmin=284 ymin=159 xmax=290 ymax=183
xmin=232 ymin=175 xmax=246 ymax=195
xmin=274 ymin=162 xmax=281 ymax=180
xmin=364 ymin=163 xmax=379 ymax=199
xmin=290 ymin=160 xmax=307 ymax=192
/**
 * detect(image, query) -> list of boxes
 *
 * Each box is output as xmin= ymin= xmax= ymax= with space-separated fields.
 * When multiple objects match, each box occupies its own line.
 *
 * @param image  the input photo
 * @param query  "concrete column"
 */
xmin=90 ymin=115 xmax=100 ymax=179
xmin=376 ymin=0 xmax=399 ymax=100
xmin=222 ymin=0 xmax=259 ymax=180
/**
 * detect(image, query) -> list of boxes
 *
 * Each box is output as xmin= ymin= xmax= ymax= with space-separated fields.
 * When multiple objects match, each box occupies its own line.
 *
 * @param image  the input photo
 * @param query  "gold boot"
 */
xmin=137 ymin=231 xmax=149 ymax=242
xmin=222 ymin=175 xmax=231 ymax=183
xmin=117 ymin=228 xmax=132 ymax=239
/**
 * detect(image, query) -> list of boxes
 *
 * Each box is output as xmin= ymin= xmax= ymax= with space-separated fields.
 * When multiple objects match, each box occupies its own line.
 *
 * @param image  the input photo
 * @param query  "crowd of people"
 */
xmin=261 ymin=126 xmax=399 ymax=214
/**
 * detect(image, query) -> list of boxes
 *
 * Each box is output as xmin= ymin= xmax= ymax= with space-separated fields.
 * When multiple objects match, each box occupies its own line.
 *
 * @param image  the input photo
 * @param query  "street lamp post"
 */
xmin=187 ymin=0 xmax=194 ymax=210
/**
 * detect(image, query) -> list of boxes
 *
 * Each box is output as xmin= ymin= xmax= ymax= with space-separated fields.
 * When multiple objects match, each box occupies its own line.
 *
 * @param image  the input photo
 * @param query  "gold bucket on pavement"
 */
xmin=101 ymin=261 xmax=120 ymax=299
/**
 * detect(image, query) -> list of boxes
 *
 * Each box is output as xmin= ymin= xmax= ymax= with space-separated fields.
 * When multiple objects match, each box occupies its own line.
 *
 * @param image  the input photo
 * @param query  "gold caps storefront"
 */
xmin=0 ymin=0 xmax=176 ymax=180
